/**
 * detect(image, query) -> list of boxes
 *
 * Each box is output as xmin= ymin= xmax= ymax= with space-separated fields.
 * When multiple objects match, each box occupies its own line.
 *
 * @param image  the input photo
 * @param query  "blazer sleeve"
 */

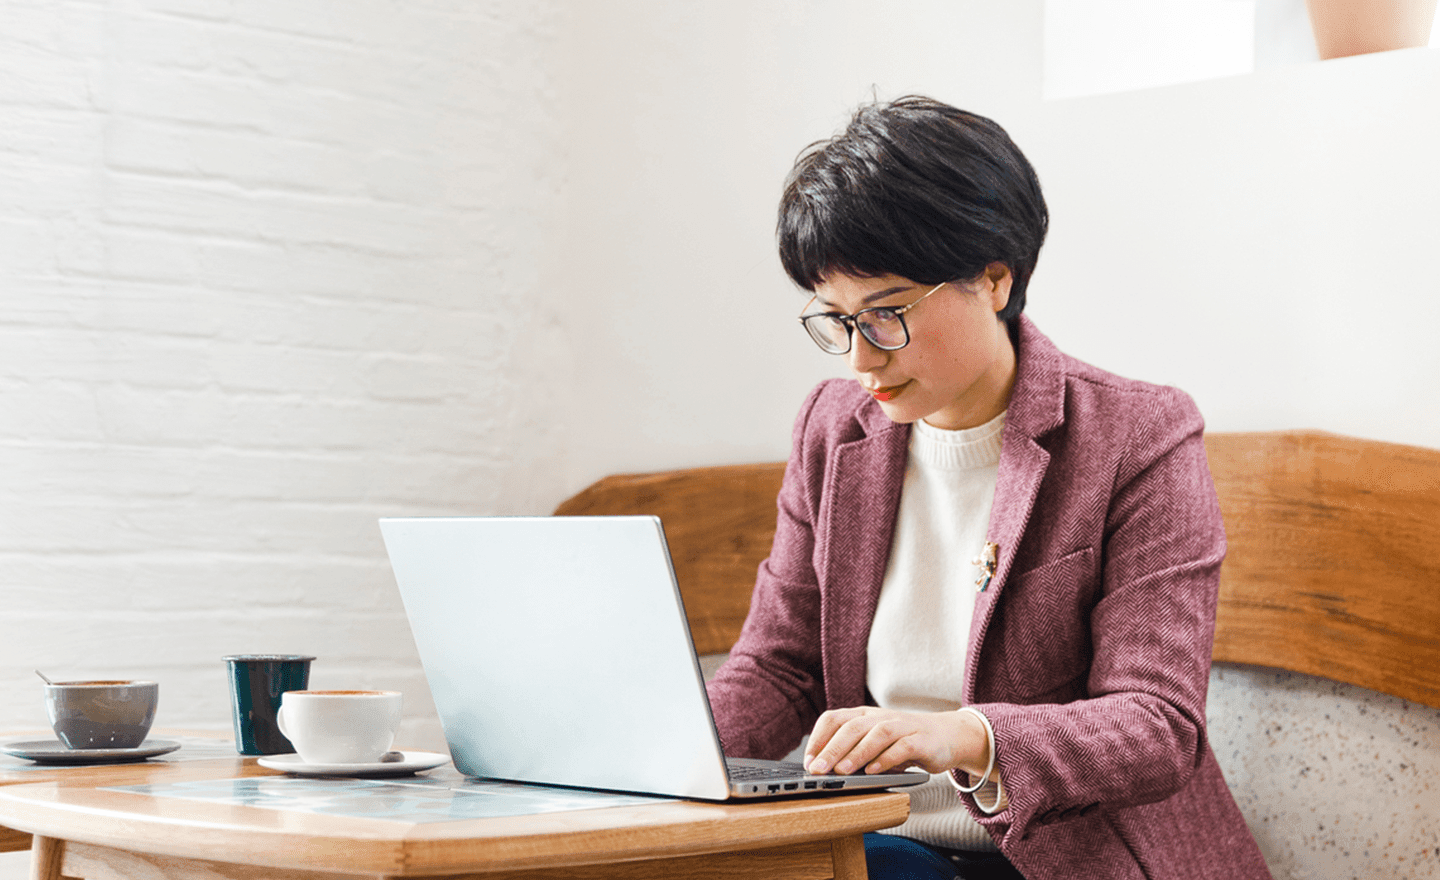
xmin=969 ymin=387 xmax=1225 ymax=840
xmin=705 ymin=383 xmax=833 ymax=760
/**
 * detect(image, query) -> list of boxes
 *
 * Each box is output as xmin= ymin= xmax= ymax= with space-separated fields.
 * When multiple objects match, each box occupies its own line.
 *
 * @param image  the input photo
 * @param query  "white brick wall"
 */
xmin=1 ymin=0 xmax=567 ymax=754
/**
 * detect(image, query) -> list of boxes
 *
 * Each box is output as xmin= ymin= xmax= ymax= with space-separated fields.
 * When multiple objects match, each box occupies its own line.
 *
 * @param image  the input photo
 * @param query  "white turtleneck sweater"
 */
xmin=866 ymin=410 xmax=1006 ymax=852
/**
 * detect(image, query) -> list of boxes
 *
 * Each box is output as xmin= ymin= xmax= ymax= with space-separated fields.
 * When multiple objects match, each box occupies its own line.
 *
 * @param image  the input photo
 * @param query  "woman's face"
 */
xmin=810 ymin=265 xmax=1017 ymax=431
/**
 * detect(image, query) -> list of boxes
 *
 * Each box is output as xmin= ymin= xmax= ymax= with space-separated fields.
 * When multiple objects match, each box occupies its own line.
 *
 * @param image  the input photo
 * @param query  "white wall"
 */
xmin=551 ymin=0 xmax=1440 ymax=487
xmin=554 ymin=1 xmax=1046 ymax=486
xmin=1022 ymin=47 xmax=1440 ymax=447
xmin=1 ymin=0 xmax=567 ymax=748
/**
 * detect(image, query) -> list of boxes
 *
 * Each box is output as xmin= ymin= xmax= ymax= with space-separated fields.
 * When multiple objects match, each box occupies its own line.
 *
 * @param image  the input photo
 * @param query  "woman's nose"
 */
xmin=847 ymin=329 xmax=888 ymax=373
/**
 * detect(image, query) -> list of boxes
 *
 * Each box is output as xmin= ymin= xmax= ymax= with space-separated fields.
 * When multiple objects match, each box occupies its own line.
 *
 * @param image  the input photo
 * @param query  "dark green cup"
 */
xmin=223 ymin=654 xmax=315 ymax=755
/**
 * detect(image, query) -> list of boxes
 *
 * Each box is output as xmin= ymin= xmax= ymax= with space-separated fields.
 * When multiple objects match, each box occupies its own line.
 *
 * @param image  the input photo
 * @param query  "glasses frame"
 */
xmin=797 ymin=280 xmax=948 ymax=355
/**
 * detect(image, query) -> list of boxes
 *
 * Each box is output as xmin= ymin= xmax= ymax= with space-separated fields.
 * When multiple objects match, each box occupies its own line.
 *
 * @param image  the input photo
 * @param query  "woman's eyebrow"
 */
xmin=816 ymin=285 xmax=914 ymax=309
xmin=861 ymin=285 xmax=913 ymax=305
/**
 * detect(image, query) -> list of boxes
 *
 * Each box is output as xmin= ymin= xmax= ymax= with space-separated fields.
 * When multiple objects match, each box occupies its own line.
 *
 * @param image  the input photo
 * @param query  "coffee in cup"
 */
xmin=275 ymin=690 xmax=402 ymax=764
xmin=45 ymin=680 xmax=159 ymax=750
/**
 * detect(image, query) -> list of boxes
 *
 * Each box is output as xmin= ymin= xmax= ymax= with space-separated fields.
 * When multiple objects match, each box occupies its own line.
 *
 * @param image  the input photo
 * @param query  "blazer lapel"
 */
xmin=965 ymin=318 xmax=1067 ymax=703
xmin=818 ymin=402 xmax=909 ymax=710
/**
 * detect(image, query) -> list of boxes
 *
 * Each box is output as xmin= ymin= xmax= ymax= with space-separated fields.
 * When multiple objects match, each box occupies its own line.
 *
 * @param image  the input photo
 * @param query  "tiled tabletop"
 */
xmin=4 ymin=731 xmax=666 ymax=824
xmin=107 ymin=773 xmax=668 ymax=823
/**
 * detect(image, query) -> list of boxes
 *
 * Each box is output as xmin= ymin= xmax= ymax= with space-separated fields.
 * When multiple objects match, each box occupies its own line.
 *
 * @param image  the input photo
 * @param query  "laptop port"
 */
xmin=804 ymin=781 xmax=817 ymax=790
xmin=783 ymin=783 xmax=799 ymax=791
xmin=821 ymin=780 xmax=844 ymax=789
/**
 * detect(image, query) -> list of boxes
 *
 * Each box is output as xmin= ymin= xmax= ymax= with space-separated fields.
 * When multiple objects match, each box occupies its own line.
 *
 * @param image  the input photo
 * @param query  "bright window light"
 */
xmin=1045 ymin=0 xmax=1258 ymax=100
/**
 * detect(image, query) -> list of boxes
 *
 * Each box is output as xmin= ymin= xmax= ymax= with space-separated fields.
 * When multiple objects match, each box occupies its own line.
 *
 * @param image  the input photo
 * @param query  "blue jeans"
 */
xmin=863 ymin=834 xmax=1025 ymax=880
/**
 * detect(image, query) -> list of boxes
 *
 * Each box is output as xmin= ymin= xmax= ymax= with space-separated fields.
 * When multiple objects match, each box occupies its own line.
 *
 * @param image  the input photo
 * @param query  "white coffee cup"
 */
xmin=275 ymin=690 xmax=402 ymax=765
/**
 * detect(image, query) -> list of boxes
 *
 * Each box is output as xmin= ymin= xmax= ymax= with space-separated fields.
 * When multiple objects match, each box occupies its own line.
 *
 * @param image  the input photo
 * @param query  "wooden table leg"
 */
xmin=831 ymin=833 xmax=868 ymax=880
xmin=28 ymin=836 xmax=63 ymax=880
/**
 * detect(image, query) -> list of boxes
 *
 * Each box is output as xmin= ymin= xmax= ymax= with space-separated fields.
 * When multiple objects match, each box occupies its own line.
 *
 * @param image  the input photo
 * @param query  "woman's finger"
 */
xmin=808 ymin=709 xmax=975 ymax=775
xmin=807 ymin=710 xmax=887 ymax=774
xmin=863 ymin=732 xmax=932 ymax=774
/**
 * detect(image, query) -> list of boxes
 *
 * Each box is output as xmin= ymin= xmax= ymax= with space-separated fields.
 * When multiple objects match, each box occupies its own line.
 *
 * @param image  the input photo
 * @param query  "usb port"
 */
xmin=804 ymin=781 xmax=817 ymax=790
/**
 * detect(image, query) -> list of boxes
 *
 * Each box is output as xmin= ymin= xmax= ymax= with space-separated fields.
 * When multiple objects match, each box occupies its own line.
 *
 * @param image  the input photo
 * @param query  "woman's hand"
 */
xmin=803 ymin=706 xmax=991 ymax=777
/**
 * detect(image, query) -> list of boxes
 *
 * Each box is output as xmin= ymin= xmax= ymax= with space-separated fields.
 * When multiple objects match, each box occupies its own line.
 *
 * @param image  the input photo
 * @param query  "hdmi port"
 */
xmin=783 ymin=782 xmax=799 ymax=791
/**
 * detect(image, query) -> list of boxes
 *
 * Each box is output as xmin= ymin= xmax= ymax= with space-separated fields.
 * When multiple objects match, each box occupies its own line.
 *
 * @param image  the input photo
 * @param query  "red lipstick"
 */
xmin=870 ymin=382 xmax=906 ymax=402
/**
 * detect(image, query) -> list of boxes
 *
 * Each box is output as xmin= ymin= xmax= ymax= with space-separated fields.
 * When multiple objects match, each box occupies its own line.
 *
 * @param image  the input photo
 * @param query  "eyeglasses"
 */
xmin=798 ymin=281 xmax=947 ymax=355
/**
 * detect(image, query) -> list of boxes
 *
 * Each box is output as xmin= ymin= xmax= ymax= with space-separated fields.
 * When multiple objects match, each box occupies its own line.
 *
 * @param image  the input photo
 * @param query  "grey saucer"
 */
xmin=1 ymin=739 xmax=181 ymax=765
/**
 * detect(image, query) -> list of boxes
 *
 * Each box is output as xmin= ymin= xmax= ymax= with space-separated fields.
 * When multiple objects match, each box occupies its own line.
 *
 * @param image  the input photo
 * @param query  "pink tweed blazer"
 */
xmin=706 ymin=317 xmax=1271 ymax=879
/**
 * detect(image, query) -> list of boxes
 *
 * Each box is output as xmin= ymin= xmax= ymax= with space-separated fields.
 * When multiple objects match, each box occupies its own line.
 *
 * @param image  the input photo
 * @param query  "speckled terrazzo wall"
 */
xmin=1208 ymin=662 xmax=1440 ymax=879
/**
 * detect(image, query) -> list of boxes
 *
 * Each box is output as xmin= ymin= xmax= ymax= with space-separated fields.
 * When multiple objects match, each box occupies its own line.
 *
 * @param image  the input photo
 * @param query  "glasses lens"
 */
xmin=856 ymin=309 xmax=908 ymax=350
xmin=803 ymin=315 xmax=851 ymax=354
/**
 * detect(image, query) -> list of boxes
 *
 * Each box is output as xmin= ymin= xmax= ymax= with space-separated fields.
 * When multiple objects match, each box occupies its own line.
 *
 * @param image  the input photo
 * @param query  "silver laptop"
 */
xmin=379 ymin=515 xmax=926 ymax=800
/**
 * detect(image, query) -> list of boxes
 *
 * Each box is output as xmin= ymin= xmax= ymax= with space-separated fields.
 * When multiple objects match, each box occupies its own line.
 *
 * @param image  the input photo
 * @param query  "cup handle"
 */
xmin=275 ymin=705 xmax=290 ymax=739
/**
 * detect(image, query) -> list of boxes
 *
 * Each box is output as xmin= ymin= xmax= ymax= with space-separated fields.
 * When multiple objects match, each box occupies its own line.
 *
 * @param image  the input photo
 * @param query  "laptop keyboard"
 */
xmin=725 ymin=760 xmax=808 ymax=780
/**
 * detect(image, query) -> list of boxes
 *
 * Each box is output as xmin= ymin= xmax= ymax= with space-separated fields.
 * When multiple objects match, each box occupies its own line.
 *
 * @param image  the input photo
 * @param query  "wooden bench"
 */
xmin=555 ymin=429 xmax=1440 ymax=877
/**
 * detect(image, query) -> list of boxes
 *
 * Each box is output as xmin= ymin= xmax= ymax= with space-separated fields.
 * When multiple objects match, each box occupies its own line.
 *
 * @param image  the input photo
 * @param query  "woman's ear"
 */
xmin=982 ymin=262 xmax=1013 ymax=315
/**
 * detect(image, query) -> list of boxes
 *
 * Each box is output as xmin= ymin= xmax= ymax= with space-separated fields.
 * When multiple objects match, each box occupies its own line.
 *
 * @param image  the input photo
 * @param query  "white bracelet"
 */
xmin=948 ymin=707 xmax=997 ymax=794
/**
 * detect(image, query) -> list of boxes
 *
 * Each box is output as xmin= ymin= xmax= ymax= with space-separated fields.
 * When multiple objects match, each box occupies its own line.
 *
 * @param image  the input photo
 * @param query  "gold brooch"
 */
xmin=972 ymin=541 xmax=999 ymax=592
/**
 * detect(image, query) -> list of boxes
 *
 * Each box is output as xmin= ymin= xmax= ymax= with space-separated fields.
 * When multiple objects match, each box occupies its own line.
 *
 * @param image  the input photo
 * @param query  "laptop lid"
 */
xmin=381 ymin=515 xmax=925 ymax=801
xmin=382 ymin=515 xmax=735 ymax=800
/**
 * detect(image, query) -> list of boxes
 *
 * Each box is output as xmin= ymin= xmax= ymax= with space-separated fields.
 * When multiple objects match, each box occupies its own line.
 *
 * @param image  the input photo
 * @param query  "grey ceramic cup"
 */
xmin=45 ymin=680 xmax=159 ymax=750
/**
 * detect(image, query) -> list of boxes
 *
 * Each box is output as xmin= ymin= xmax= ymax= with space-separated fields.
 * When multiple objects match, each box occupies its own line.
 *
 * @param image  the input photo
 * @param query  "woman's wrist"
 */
xmin=949 ymin=707 xmax=997 ymax=791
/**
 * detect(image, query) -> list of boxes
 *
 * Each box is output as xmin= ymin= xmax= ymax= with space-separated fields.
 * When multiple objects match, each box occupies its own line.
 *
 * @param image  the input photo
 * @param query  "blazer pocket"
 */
xmin=980 ymin=547 xmax=1099 ymax=703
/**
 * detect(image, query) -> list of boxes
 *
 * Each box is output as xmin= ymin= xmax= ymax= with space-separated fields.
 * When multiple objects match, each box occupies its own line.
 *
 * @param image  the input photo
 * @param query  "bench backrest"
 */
xmin=553 ymin=430 xmax=1440 ymax=709
xmin=1204 ymin=430 xmax=1440 ymax=709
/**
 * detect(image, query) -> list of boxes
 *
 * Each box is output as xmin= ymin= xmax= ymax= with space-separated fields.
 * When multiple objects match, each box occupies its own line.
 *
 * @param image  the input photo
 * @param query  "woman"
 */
xmin=704 ymin=97 xmax=1271 ymax=880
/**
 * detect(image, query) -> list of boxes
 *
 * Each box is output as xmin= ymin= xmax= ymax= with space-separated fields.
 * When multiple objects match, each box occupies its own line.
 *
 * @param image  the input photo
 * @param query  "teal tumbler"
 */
xmin=223 ymin=654 xmax=315 ymax=755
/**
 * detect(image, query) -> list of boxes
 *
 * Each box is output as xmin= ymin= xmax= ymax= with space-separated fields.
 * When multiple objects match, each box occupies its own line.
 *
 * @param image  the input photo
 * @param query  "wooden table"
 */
xmin=0 ymin=757 xmax=910 ymax=880
xmin=0 ymin=731 xmax=250 ymax=856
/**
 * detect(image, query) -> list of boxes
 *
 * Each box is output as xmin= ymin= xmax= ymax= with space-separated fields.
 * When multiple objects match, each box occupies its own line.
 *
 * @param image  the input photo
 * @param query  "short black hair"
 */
xmin=777 ymin=96 xmax=1048 ymax=322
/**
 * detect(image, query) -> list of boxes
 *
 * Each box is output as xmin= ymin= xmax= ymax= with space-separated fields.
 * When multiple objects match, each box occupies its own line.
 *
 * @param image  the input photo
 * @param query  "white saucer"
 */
xmin=256 ymin=750 xmax=450 ymax=778
xmin=1 ymin=739 xmax=182 ymax=765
